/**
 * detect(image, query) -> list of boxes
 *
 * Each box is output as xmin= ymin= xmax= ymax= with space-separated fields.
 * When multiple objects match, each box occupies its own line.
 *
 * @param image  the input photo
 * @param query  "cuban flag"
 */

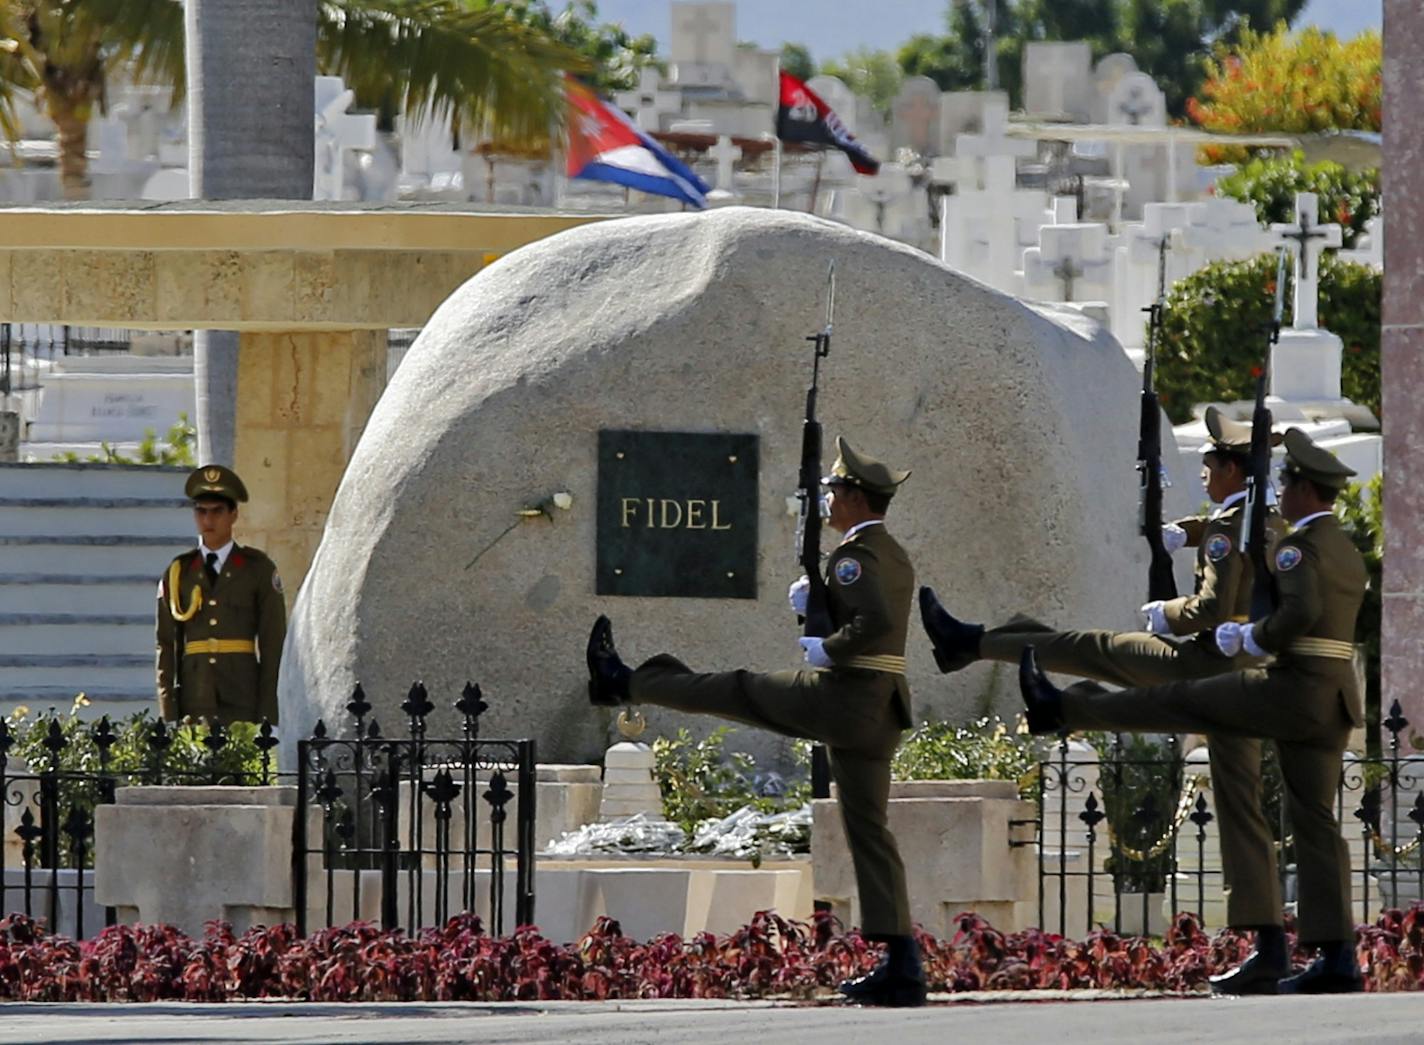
xmin=565 ymin=77 xmax=710 ymax=209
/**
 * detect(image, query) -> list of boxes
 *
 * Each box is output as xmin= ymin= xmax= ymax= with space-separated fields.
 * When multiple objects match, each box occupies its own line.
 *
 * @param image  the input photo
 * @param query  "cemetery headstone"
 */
xmin=313 ymin=75 xmax=377 ymax=202
xmin=669 ymin=1 xmax=737 ymax=89
xmin=615 ymin=68 xmax=683 ymax=133
xmin=891 ymin=76 xmax=943 ymax=157
xmin=1269 ymin=192 xmax=1349 ymax=406
xmin=1022 ymin=41 xmax=1093 ymax=121
xmin=1092 ymin=53 xmax=1139 ymax=123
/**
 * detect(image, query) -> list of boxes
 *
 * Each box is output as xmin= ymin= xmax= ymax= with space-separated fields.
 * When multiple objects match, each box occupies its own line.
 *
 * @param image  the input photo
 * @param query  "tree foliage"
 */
xmin=1188 ymin=23 xmax=1381 ymax=145
xmin=779 ymin=42 xmax=815 ymax=83
xmin=1214 ymin=152 xmax=1379 ymax=248
xmin=1154 ymin=252 xmax=1380 ymax=424
xmin=893 ymin=0 xmax=1309 ymax=117
xmin=819 ymin=46 xmax=904 ymax=116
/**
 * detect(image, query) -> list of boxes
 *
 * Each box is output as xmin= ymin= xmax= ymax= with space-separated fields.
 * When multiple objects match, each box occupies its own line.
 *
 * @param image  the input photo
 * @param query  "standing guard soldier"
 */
xmin=156 ymin=465 xmax=287 ymax=725
xmin=920 ymin=406 xmax=1291 ymax=994
xmin=585 ymin=438 xmax=925 ymax=1007
xmin=1018 ymin=428 xmax=1367 ymax=994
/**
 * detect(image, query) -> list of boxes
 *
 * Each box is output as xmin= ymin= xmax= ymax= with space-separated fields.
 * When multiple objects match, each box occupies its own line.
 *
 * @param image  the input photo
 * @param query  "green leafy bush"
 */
xmin=891 ymin=716 xmax=1041 ymax=798
xmin=53 ymin=412 xmax=196 ymax=467
xmin=651 ymin=727 xmax=810 ymax=837
xmin=1155 ymin=253 xmax=1380 ymax=424
xmin=1215 ymin=153 xmax=1379 ymax=248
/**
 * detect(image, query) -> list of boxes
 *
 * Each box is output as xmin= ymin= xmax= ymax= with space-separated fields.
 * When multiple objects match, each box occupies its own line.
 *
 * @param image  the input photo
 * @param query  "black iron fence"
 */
xmin=0 ymin=683 xmax=536 ymax=940
xmin=1038 ymin=699 xmax=1424 ymax=936
xmin=293 ymin=682 xmax=537 ymax=937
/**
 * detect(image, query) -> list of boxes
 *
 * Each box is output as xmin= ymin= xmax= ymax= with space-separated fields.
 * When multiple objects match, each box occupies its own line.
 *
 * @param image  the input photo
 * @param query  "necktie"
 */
xmin=205 ymin=552 xmax=219 ymax=585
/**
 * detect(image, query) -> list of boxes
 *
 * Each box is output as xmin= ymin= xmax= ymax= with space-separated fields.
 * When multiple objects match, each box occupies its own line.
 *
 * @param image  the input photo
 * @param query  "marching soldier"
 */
xmin=1019 ymin=428 xmax=1367 ymax=994
xmin=156 ymin=465 xmax=287 ymax=725
xmin=920 ymin=406 xmax=1291 ymax=993
xmin=586 ymin=438 xmax=925 ymax=1007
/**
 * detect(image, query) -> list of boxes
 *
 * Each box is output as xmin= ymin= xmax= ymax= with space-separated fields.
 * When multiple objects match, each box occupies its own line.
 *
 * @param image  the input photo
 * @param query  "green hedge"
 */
xmin=1214 ymin=153 xmax=1380 ymax=249
xmin=1155 ymin=253 xmax=1381 ymax=425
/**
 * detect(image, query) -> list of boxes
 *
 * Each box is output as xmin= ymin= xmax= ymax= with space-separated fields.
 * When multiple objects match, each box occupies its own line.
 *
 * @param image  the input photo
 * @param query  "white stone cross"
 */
xmin=313 ymin=75 xmax=376 ymax=202
xmin=1022 ymin=222 xmax=1114 ymax=303
xmin=956 ymin=96 xmax=1036 ymax=164
xmin=708 ymin=134 xmax=742 ymax=193
xmin=1270 ymin=192 xmax=1343 ymax=330
xmin=614 ymin=68 xmax=682 ymax=133
xmin=1175 ymin=197 xmax=1271 ymax=265
xmin=671 ymin=2 xmax=735 ymax=69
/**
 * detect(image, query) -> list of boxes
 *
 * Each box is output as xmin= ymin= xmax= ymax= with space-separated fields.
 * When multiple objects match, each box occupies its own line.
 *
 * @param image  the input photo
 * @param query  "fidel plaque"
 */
xmin=597 ymin=430 xmax=759 ymax=598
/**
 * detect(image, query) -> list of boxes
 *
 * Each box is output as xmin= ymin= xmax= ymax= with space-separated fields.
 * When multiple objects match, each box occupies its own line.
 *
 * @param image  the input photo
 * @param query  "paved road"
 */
xmin=3 ymin=994 xmax=1423 ymax=1045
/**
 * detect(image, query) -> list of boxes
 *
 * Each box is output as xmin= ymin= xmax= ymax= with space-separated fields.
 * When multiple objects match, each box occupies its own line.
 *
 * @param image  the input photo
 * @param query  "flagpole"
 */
xmin=773 ymin=135 xmax=783 ymax=209
xmin=808 ymin=151 xmax=825 ymax=214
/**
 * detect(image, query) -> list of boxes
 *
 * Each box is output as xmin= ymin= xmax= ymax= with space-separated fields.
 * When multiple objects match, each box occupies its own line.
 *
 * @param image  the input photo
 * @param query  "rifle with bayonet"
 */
xmin=796 ymin=261 xmax=836 ymax=641
xmin=1241 ymin=247 xmax=1290 ymax=620
xmin=1138 ymin=236 xmax=1178 ymax=602
xmin=795 ymin=262 xmax=835 ymax=803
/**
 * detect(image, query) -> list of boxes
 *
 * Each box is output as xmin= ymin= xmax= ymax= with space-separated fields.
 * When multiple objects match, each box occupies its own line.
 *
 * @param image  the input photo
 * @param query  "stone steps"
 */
xmin=0 ymin=464 xmax=188 ymax=721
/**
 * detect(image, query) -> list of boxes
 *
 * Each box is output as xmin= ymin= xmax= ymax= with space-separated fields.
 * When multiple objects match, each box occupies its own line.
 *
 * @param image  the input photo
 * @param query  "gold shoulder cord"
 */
xmin=167 ymin=560 xmax=202 ymax=622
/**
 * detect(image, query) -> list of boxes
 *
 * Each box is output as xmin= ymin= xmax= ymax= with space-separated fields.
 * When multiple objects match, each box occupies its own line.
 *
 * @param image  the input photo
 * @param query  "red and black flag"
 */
xmin=775 ymin=70 xmax=880 ymax=176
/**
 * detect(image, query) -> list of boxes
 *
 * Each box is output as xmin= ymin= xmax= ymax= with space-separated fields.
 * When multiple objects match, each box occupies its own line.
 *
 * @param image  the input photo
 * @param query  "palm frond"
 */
xmin=319 ymin=0 xmax=589 ymax=147
xmin=0 ymin=10 xmax=42 ymax=141
xmin=73 ymin=0 xmax=187 ymax=102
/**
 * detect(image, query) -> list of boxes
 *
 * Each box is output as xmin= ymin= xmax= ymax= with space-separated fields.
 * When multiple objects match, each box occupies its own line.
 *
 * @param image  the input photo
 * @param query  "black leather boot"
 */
xmin=918 ymin=586 xmax=985 ymax=674
xmin=1017 ymin=647 xmax=1064 ymax=735
xmin=1210 ymin=926 xmax=1288 ymax=995
xmin=586 ymin=615 xmax=632 ymax=707
xmin=1278 ymin=940 xmax=1363 ymax=994
xmin=839 ymin=934 xmax=928 ymax=1007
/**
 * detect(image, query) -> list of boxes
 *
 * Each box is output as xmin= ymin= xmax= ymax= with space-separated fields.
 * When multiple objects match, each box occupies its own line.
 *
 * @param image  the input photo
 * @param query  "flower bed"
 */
xmin=3 ymin=907 xmax=1424 ymax=1002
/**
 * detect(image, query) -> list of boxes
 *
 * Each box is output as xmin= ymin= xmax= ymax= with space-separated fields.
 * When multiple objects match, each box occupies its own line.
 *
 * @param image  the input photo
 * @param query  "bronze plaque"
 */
xmin=597 ymin=430 xmax=758 ymax=599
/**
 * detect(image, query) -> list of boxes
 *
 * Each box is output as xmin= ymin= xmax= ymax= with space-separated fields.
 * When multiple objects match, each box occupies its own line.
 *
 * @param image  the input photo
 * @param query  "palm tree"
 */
xmin=0 ymin=0 xmax=585 ymax=200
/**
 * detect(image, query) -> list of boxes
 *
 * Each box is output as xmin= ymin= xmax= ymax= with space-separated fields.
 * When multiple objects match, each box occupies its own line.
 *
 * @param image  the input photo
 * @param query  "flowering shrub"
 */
xmin=6 ymin=906 xmax=1424 ymax=1002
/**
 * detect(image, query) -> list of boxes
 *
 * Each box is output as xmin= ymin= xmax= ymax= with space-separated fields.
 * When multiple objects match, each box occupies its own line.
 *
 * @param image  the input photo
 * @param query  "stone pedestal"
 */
xmin=812 ymin=779 xmax=1037 ymax=935
xmin=599 ymin=742 xmax=663 ymax=822
xmin=234 ymin=329 xmax=388 ymax=600
xmin=95 ymin=785 xmax=320 ymax=936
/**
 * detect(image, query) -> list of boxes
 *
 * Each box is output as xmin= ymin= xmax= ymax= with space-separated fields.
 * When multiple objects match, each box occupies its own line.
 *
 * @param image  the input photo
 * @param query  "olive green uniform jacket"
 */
xmin=978 ymin=500 xmax=1288 ymax=929
xmin=156 ymin=544 xmax=287 ymax=724
xmin=629 ymin=522 xmax=915 ymax=937
xmin=1061 ymin=514 xmax=1368 ymax=943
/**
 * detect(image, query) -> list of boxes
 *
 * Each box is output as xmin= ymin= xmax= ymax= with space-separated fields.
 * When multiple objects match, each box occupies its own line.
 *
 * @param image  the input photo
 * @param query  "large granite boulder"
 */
xmin=280 ymin=207 xmax=1192 ymax=760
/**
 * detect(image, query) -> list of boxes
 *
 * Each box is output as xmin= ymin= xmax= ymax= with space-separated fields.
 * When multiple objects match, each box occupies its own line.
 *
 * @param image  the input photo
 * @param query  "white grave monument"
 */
xmin=1113 ymin=203 xmax=1196 ymax=353
xmin=669 ymin=1 xmax=737 ymax=89
xmin=615 ymin=67 xmax=683 ymax=132
xmin=891 ymin=76 xmax=943 ymax=157
xmin=1339 ymin=214 xmax=1384 ymax=270
xmin=314 ymin=76 xmax=377 ymax=202
xmin=1022 ymin=42 xmax=1093 ymax=121
xmin=1092 ymin=53 xmax=1140 ymax=123
xmin=1022 ymin=222 xmax=1115 ymax=306
xmin=706 ymin=134 xmax=742 ymax=202
xmin=1268 ymin=192 xmax=1346 ymax=405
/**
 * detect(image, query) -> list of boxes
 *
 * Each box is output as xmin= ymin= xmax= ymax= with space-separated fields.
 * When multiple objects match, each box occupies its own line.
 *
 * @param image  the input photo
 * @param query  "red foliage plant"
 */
xmin=2 ymin=906 xmax=1423 ymax=1002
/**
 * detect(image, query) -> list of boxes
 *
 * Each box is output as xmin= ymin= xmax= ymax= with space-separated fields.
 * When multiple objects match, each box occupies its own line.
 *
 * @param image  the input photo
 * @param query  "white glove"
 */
xmin=799 ymin=637 xmax=833 ymax=668
xmin=1141 ymin=600 xmax=1170 ymax=636
xmin=1214 ymin=622 xmax=1243 ymax=657
xmin=1241 ymin=623 xmax=1266 ymax=658
xmin=1162 ymin=524 xmax=1188 ymax=553
xmin=788 ymin=576 xmax=810 ymax=615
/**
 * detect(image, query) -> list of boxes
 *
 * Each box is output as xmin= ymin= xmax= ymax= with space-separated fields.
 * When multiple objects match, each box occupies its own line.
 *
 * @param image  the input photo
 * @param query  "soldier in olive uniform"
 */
xmin=1019 ymin=428 xmax=1367 ymax=994
xmin=586 ymin=438 xmax=924 ymax=1007
xmin=156 ymin=465 xmax=287 ymax=724
xmin=919 ymin=407 xmax=1291 ymax=992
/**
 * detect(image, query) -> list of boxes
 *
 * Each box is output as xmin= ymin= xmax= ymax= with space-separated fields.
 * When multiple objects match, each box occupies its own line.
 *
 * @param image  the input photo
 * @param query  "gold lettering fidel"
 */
xmin=617 ymin=497 xmax=732 ymax=530
xmin=620 ymin=498 xmax=640 ymax=528
xmin=685 ymin=499 xmax=706 ymax=529
xmin=659 ymin=499 xmax=683 ymax=529
xmin=711 ymin=500 xmax=731 ymax=530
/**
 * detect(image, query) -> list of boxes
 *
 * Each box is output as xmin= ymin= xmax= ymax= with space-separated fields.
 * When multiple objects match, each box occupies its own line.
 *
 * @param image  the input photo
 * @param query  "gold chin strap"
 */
xmin=167 ymin=560 xmax=202 ymax=622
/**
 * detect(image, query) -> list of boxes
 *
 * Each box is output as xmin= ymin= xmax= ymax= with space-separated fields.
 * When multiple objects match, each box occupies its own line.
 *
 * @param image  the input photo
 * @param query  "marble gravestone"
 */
xmin=281 ymin=208 xmax=1192 ymax=763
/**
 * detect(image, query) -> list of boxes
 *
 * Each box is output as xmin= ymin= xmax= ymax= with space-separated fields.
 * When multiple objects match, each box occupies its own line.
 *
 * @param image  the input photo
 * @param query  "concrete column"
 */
xmin=233 ymin=329 xmax=387 ymax=598
xmin=1382 ymin=1 xmax=1424 ymax=736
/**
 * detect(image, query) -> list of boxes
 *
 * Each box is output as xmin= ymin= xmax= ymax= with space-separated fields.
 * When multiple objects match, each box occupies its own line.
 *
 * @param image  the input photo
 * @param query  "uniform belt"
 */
xmin=1287 ymin=638 xmax=1356 ymax=661
xmin=184 ymin=638 xmax=257 ymax=656
xmin=1228 ymin=615 xmax=1249 ymax=623
xmin=845 ymin=654 xmax=907 ymax=674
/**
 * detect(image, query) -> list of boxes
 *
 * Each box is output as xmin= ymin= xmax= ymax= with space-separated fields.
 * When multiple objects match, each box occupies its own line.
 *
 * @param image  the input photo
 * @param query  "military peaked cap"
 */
xmin=1200 ymin=405 xmax=1282 ymax=455
xmin=1280 ymin=428 xmax=1356 ymax=491
xmin=185 ymin=464 xmax=249 ymax=505
xmin=823 ymin=437 xmax=910 ymax=498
